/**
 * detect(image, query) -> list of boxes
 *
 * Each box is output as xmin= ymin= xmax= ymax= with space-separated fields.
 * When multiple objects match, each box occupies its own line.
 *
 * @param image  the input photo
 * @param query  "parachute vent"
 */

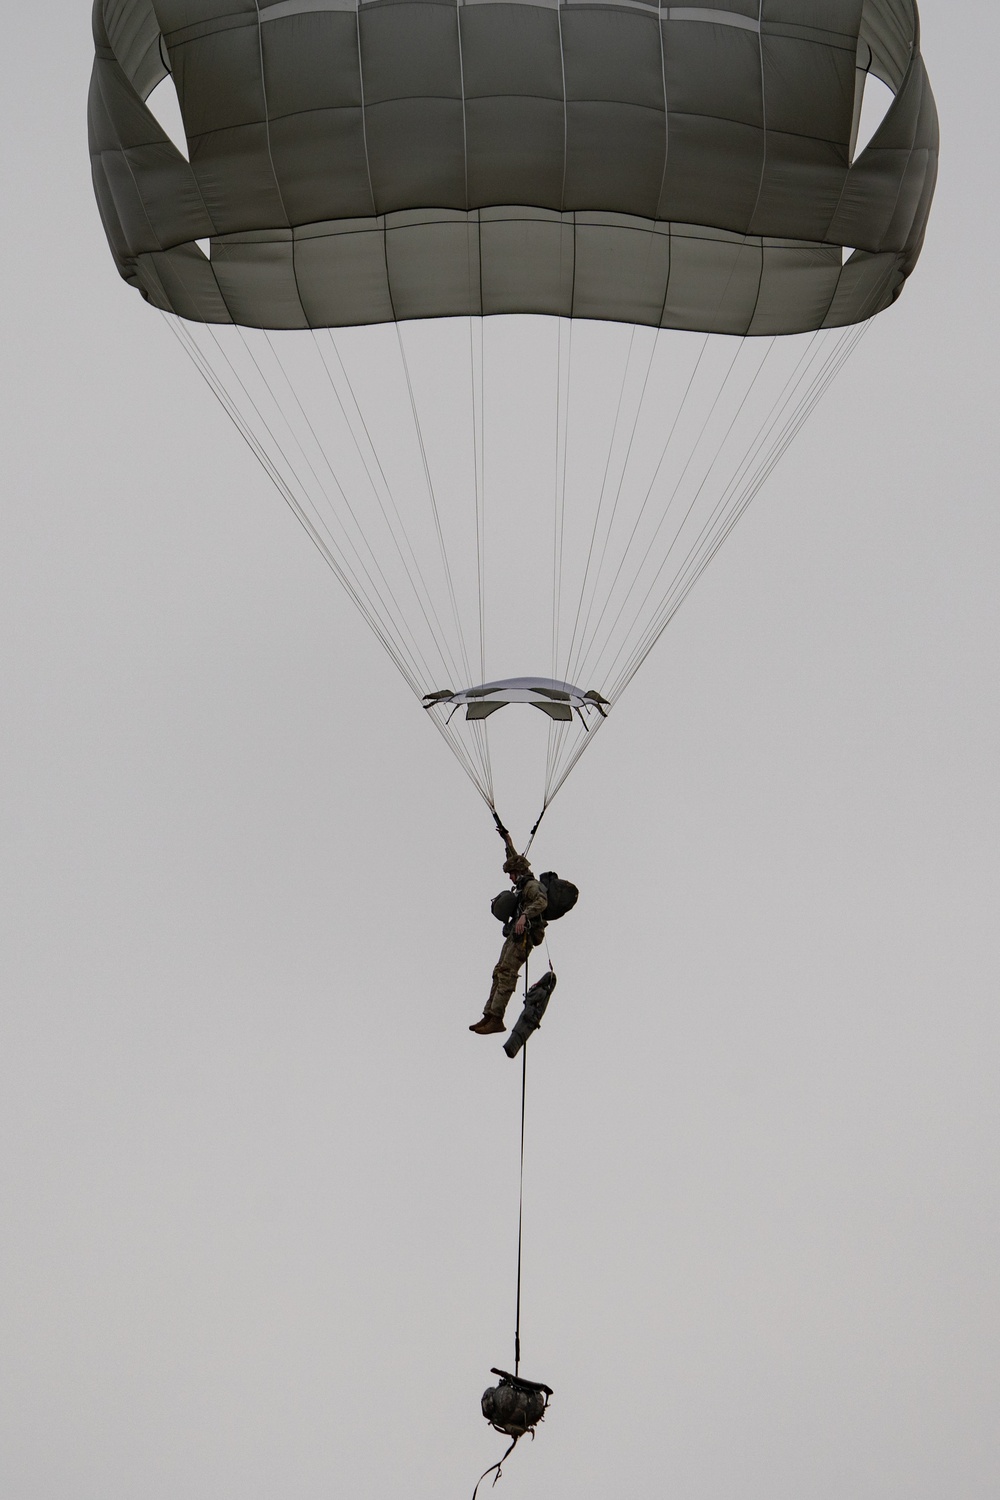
xmin=853 ymin=71 xmax=895 ymax=160
xmin=145 ymin=75 xmax=188 ymax=161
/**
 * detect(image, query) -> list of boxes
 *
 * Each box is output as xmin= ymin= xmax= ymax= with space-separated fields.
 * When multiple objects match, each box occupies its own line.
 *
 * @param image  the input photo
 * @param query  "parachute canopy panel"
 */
xmin=425 ymin=679 xmax=610 ymax=725
xmin=90 ymin=0 xmax=937 ymax=335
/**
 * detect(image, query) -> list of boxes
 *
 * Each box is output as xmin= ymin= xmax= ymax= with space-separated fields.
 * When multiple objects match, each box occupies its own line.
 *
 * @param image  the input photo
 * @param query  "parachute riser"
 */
xmin=491 ymin=804 xmax=547 ymax=862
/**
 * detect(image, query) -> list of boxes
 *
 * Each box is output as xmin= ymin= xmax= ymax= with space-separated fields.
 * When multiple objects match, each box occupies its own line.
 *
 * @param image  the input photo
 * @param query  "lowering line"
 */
xmin=471 ymin=955 xmax=553 ymax=1497
xmin=514 ymin=966 xmax=528 ymax=1377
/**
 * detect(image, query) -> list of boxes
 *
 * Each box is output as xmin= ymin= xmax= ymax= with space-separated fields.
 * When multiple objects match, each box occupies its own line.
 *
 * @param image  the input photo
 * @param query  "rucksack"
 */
xmin=491 ymin=872 xmax=579 ymax=926
xmin=537 ymin=872 xmax=579 ymax=921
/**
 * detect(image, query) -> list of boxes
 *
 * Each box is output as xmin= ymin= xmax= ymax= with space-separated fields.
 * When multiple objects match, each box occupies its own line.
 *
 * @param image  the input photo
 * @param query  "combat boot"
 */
xmin=469 ymin=1015 xmax=506 ymax=1034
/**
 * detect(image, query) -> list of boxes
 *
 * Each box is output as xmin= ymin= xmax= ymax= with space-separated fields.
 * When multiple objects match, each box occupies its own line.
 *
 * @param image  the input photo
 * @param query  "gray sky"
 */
xmin=2 ymin=5 xmax=998 ymax=1498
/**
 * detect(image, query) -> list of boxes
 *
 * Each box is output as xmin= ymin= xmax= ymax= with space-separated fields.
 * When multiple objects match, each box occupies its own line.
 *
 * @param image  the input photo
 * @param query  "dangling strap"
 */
xmin=471 ymin=1434 xmax=521 ymax=1500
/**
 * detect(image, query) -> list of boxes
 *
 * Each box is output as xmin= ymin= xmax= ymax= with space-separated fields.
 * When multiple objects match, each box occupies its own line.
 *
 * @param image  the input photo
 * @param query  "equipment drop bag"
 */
xmin=481 ymin=1369 xmax=552 ymax=1437
xmin=504 ymin=971 xmax=557 ymax=1058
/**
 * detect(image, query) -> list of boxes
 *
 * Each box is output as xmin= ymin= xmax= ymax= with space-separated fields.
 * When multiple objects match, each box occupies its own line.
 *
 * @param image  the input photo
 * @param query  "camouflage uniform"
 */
xmin=485 ymin=876 xmax=548 ymax=1022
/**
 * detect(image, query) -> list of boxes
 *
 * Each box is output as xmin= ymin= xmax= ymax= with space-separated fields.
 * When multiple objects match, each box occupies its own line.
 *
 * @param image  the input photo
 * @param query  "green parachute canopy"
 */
xmin=89 ymin=0 xmax=937 ymax=336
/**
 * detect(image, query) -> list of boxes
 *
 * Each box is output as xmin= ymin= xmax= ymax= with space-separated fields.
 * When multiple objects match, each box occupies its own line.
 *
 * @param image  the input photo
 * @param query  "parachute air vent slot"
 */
xmin=145 ymin=75 xmax=188 ymax=161
xmin=853 ymin=71 xmax=895 ymax=161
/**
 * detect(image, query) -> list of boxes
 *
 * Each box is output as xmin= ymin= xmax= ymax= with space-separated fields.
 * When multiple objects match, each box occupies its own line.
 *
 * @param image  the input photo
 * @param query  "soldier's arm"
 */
xmin=519 ymin=880 xmax=548 ymax=921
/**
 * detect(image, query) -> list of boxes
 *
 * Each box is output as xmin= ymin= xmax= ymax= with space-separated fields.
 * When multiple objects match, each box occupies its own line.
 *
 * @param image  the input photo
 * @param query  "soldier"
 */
xmin=470 ymin=852 xmax=548 ymax=1035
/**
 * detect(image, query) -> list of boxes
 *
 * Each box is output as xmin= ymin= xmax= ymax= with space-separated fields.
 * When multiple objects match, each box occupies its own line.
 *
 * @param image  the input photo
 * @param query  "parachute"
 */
xmin=88 ymin=0 xmax=937 ymax=835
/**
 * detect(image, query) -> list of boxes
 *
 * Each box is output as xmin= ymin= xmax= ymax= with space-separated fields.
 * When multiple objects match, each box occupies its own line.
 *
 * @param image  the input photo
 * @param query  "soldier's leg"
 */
xmin=486 ymin=936 xmax=527 ymax=1021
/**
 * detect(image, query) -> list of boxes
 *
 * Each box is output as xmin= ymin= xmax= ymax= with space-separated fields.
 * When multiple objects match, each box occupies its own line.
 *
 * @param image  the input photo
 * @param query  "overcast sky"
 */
xmin=2 ymin=5 xmax=998 ymax=1499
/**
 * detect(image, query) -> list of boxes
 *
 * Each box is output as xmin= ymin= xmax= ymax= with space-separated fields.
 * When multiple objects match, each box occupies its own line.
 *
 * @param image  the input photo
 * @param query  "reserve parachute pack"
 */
xmin=490 ymin=872 xmax=578 ymax=926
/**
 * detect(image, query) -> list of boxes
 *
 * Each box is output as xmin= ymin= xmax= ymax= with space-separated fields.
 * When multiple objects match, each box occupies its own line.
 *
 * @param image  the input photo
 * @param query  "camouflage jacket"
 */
xmin=515 ymin=876 xmax=548 ymax=933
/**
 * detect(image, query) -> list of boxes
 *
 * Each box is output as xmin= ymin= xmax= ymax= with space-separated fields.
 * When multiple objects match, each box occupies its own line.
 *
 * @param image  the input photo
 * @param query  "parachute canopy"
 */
xmin=88 ymin=0 xmax=937 ymax=833
xmin=90 ymin=0 xmax=937 ymax=336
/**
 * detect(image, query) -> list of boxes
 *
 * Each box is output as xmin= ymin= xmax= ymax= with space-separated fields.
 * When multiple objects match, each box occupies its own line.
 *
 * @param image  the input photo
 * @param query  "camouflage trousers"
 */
xmin=485 ymin=932 xmax=538 ymax=1021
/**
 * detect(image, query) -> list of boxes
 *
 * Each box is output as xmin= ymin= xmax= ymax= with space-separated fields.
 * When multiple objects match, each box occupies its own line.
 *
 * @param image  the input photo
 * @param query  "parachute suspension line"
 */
xmin=258 ymin=327 xmax=444 ymax=685
xmin=562 ymin=328 xmax=710 ymax=689
xmin=655 ymin=325 xmax=870 ymax=627
xmin=470 ymin=315 xmax=488 ymax=686
xmin=609 ymin=318 xmax=872 ymax=698
xmin=561 ymin=321 xmax=661 ymax=686
xmin=558 ymin=320 xmax=639 ymax=670
xmin=157 ymin=268 xmax=446 ymax=690
xmin=302 ymin=321 xmax=487 ymax=802
xmin=468 ymin=314 xmax=495 ymax=808
xmin=543 ymin=314 xmax=587 ymax=805
xmin=468 ymin=714 xmax=495 ymax=818
xmin=543 ymin=717 xmax=568 ymax=811
xmin=565 ymin=231 xmax=757 ymax=689
xmin=534 ymin=259 xmax=890 ymax=803
xmin=392 ymin=321 xmax=497 ymax=802
xmin=546 ymin=320 xmax=567 ymax=803
xmin=563 ymin=235 xmax=773 ymax=698
xmin=313 ymin=329 xmax=471 ymax=692
xmin=162 ymin=313 xmax=428 ymax=698
xmin=316 ymin=328 xmax=494 ymax=801
xmin=582 ymin=250 xmax=897 ymax=703
xmin=544 ymin=313 xmax=668 ymax=801
xmin=610 ymin=331 xmax=835 ymax=690
xmin=394 ymin=322 xmax=476 ymax=691
xmin=542 ymin=325 xmax=720 ymax=803
xmin=425 ymin=712 xmax=498 ymax=811
xmin=571 ymin=330 xmax=747 ymax=687
xmin=543 ymin=722 xmax=555 ymax=812
xmin=593 ymin=332 xmax=782 ymax=685
xmin=662 ymin=319 xmax=872 ymax=631
xmin=635 ymin=328 xmax=863 ymax=688
xmin=543 ymin=711 xmax=577 ymax=810
xmin=540 ymin=711 xmax=610 ymax=810
xmin=550 ymin=317 xmax=574 ymax=678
